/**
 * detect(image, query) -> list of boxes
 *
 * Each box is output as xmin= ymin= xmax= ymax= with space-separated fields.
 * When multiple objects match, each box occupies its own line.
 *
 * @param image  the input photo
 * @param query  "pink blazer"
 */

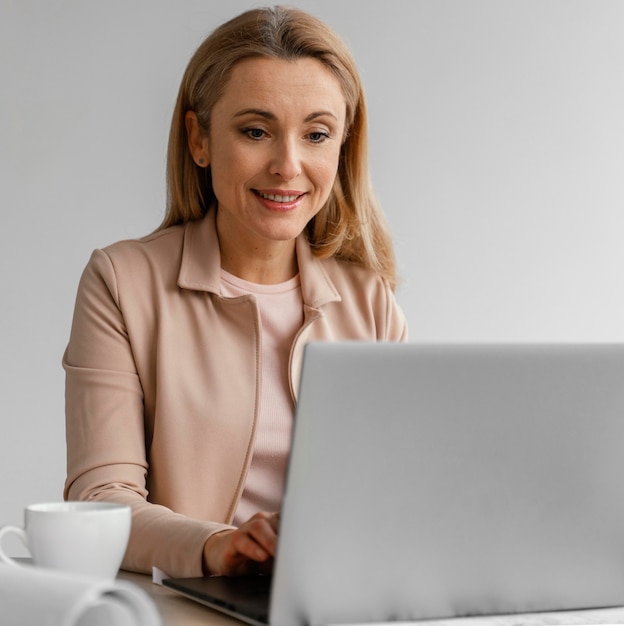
xmin=64 ymin=209 xmax=407 ymax=576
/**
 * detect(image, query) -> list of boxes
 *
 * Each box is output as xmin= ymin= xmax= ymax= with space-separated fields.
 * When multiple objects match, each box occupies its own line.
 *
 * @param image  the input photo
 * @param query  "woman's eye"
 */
xmin=243 ymin=128 xmax=266 ymax=140
xmin=308 ymin=131 xmax=330 ymax=143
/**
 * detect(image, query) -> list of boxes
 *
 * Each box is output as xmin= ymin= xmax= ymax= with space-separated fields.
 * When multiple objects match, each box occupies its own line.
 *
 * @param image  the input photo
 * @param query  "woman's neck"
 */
xmin=220 ymin=251 xmax=298 ymax=284
xmin=217 ymin=223 xmax=298 ymax=285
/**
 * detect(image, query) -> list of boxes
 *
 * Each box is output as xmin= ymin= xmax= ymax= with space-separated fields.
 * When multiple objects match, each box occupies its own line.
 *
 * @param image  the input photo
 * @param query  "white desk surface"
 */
xmin=118 ymin=569 xmax=624 ymax=626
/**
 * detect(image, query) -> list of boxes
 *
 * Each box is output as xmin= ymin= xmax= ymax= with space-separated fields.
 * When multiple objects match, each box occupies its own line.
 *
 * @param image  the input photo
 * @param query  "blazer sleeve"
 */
xmin=63 ymin=249 xmax=232 ymax=577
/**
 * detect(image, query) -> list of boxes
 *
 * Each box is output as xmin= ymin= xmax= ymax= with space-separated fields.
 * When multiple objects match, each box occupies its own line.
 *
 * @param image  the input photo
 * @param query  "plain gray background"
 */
xmin=2 ymin=0 xmax=624 ymax=551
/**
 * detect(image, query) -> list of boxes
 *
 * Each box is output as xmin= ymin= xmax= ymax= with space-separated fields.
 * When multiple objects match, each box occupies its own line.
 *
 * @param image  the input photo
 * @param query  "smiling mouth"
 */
xmin=255 ymin=190 xmax=303 ymax=203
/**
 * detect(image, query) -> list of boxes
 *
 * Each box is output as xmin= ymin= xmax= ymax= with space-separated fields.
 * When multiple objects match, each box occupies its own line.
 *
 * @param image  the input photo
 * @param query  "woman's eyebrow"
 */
xmin=305 ymin=111 xmax=338 ymax=122
xmin=233 ymin=108 xmax=276 ymax=120
xmin=232 ymin=109 xmax=338 ymax=122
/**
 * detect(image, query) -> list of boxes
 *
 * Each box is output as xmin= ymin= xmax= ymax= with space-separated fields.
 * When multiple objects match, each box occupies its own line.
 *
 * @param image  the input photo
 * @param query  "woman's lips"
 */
xmin=254 ymin=189 xmax=305 ymax=211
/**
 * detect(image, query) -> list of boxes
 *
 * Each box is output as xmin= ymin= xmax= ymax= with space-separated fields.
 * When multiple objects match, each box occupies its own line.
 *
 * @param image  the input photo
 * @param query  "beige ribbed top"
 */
xmin=220 ymin=269 xmax=304 ymax=526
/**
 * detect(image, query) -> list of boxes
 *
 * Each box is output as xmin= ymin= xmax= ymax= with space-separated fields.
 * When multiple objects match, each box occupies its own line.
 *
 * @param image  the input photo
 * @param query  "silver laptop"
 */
xmin=164 ymin=342 xmax=624 ymax=625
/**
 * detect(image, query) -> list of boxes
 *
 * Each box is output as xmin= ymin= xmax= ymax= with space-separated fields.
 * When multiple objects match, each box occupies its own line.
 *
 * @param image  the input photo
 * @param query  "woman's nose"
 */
xmin=269 ymin=138 xmax=302 ymax=180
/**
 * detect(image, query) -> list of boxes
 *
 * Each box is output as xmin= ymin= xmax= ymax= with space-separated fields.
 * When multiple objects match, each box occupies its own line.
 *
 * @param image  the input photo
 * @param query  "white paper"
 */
xmin=151 ymin=566 xmax=169 ymax=586
xmin=0 ymin=563 xmax=161 ymax=626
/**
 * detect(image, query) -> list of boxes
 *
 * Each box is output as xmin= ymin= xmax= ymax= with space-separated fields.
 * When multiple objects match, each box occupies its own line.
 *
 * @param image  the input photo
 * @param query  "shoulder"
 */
xmin=323 ymin=255 xmax=394 ymax=300
xmin=316 ymin=256 xmax=408 ymax=341
xmin=88 ymin=224 xmax=185 ymax=276
xmin=79 ymin=224 xmax=186 ymax=300
xmin=99 ymin=224 xmax=185 ymax=268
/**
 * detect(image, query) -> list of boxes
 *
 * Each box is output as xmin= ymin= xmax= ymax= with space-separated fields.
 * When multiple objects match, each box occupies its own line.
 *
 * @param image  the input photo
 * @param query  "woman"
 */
xmin=64 ymin=5 xmax=407 ymax=579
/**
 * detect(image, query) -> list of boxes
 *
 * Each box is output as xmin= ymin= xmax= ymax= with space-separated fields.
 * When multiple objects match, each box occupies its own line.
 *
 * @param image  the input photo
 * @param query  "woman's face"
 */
xmin=201 ymin=56 xmax=347 ymax=255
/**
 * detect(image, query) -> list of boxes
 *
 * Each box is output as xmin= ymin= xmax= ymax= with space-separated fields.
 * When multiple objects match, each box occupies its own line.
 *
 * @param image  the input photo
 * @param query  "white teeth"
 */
xmin=258 ymin=192 xmax=299 ymax=202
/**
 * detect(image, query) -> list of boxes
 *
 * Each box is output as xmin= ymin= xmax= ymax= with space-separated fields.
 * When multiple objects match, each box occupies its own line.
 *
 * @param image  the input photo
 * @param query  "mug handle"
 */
xmin=0 ymin=525 xmax=29 ymax=566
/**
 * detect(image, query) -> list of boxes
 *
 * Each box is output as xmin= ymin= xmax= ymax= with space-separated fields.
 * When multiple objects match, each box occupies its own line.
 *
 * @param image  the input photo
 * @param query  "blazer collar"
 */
xmin=177 ymin=209 xmax=222 ymax=295
xmin=177 ymin=209 xmax=341 ymax=308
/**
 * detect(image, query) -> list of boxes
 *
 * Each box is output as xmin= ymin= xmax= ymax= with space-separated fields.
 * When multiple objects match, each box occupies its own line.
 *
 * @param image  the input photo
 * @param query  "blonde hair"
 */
xmin=160 ymin=5 xmax=398 ymax=289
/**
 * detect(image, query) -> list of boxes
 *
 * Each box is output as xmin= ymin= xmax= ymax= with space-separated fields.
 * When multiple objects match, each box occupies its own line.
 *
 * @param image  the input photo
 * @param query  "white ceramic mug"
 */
xmin=0 ymin=501 xmax=131 ymax=579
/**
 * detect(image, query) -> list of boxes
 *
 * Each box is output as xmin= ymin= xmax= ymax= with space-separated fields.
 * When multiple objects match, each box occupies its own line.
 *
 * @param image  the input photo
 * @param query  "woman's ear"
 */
xmin=185 ymin=111 xmax=210 ymax=166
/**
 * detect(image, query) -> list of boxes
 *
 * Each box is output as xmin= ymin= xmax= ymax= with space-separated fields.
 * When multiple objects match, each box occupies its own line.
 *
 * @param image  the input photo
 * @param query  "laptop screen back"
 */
xmin=269 ymin=342 xmax=624 ymax=625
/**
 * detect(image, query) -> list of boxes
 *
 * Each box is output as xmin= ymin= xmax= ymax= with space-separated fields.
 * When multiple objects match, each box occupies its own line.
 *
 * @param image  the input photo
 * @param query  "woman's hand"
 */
xmin=203 ymin=512 xmax=280 ymax=576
